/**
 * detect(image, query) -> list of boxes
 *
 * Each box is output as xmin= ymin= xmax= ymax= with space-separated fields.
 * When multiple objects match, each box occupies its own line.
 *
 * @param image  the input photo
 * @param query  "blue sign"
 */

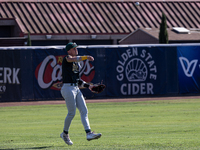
xmin=32 ymin=48 xmax=66 ymax=100
xmin=177 ymin=46 xmax=200 ymax=93
xmin=105 ymin=46 xmax=177 ymax=96
xmin=1 ymin=44 xmax=200 ymax=102
xmin=0 ymin=50 xmax=21 ymax=102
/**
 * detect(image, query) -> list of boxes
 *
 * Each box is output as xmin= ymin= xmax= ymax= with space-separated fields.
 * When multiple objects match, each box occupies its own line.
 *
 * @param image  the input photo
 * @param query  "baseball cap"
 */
xmin=65 ymin=42 xmax=78 ymax=51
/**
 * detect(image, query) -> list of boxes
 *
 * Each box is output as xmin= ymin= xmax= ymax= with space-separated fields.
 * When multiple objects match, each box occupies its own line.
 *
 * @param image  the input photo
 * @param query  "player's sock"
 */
xmin=85 ymin=129 xmax=91 ymax=133
xmin=63 ymin=130 xmax=68 ymax=134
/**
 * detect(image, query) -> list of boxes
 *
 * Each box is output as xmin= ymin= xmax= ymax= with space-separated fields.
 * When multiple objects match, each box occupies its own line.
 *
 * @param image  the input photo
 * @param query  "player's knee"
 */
xmin=67 ymin=111 xmax=76 ymax=119
xmin=80 ymin=108 xmax=88 ymax=116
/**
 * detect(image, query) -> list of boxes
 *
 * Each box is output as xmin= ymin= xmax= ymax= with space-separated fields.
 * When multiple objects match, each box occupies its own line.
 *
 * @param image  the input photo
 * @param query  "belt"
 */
xmin=65 ymin=83 xmax=78 ymax=86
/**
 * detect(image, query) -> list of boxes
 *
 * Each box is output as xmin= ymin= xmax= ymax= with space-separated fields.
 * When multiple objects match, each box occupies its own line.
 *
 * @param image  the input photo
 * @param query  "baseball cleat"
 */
xmin=87 ymin=131 xmax=102 ymax=141
xmin=60 ymin=132 xmax=73 ymax=145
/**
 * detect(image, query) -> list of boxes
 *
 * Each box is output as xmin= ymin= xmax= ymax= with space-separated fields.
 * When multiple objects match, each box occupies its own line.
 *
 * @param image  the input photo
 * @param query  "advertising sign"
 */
xmin=106 ymin=46 xmax=174 ymax=96
xmin=177 ymin=46 xmax=200 ymax=93
xmin=0 ymin=50 xmax=21 ymax=102
xmin=33 ymin=47 xmax=99 ymax=100
xmin=33 ymin=48 xmax=65 ymax=100
xmin=0 ymin=44 xmax=199 ymax=102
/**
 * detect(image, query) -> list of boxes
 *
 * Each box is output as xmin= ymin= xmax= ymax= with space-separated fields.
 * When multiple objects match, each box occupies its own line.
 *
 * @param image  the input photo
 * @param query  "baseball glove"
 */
xmin=91 ymin=84 xmax=106 ymax=94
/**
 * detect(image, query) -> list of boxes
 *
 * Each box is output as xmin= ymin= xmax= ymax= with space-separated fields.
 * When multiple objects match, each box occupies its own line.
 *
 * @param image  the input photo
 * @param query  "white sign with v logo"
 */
xmin=179 ymin=57 xmax=198 ymax=77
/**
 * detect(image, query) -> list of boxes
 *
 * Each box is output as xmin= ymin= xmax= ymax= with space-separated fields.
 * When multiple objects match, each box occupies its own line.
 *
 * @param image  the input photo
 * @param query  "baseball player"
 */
xmin=60 ymin=42 xmax=102 ymax=145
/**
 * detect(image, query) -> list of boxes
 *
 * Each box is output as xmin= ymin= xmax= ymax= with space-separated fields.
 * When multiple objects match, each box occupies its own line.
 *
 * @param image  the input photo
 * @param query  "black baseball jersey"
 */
xmin=62 ymin=56 xmax=79 ymax=83
xmin=62 ymin=55 xmax=90 ymax=88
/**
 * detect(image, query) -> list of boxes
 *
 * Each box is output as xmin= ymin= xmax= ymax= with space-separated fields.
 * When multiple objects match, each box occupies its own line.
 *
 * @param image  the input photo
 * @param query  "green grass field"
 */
xmin=0 ymin=99 xmax=200 ymax=150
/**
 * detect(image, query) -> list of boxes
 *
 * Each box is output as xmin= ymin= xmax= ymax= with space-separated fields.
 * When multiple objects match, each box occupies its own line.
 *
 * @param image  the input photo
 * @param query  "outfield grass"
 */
xmin=0 ymin=99 xmax=200 ymax=150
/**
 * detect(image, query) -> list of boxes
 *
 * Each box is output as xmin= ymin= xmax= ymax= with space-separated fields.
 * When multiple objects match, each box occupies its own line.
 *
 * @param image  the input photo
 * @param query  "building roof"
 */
xmin=144 ymin=28 xmax=200 ymax=41
xmin=119 ymin=28 xmax=200 ymax=44
xmin=1 ymin=0 xmax=200 ymax=2
xmin=0 ymin=1 xmax=199 ymax=36
xmin=119 ymin=28 xmax=159 ymax=44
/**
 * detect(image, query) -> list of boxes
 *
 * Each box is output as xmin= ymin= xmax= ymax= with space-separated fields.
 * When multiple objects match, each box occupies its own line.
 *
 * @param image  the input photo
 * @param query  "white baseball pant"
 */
xmin=61 ymin=83 xmax=91 ymax=132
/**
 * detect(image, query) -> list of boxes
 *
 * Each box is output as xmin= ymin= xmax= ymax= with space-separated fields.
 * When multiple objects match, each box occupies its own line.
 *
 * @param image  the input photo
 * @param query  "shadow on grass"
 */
xmin=0 ymin=146 xmax=53 ymax=150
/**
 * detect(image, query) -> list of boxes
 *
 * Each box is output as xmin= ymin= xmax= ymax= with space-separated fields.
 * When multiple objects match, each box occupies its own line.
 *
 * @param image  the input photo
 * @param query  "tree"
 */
xmin=159 ymin=12 xmax=168 ymax=44
xmin=27 ymin=32 xmax=32 ymax=46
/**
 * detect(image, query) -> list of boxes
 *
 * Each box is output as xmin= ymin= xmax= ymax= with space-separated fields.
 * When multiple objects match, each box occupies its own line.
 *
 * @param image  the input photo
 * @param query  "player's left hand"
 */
xmin=87 ymin=56 xmax=94 ymax=61
xmin=89 ymin=84 xmax=106 ymax=94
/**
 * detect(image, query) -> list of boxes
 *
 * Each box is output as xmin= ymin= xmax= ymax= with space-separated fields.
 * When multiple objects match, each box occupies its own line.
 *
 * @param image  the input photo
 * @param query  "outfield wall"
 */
xmin=0 ymin=44 xmax=200 ymax=102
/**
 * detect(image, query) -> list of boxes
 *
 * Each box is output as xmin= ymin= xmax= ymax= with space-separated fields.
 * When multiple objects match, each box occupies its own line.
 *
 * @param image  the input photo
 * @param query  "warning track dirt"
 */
xmin=0 ymin=96 xmax=200 ymax=107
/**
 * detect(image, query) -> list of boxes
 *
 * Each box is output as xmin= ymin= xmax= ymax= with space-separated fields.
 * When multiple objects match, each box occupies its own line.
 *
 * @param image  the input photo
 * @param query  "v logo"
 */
xmin=179 ymin=57 xmax=198 ymax=77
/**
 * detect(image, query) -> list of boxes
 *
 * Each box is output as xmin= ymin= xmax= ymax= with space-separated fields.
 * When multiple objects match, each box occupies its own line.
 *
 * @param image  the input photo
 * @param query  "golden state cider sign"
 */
xmin=116 ymin=47 xmax=157 ymax=95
